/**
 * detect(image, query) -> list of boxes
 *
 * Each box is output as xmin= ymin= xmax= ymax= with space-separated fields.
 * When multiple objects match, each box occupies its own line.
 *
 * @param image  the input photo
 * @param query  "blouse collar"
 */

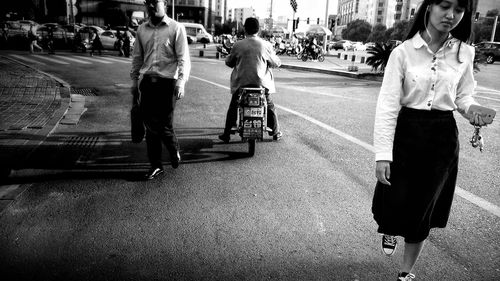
xmin=412 ymin=32 xmax=458 ymax=49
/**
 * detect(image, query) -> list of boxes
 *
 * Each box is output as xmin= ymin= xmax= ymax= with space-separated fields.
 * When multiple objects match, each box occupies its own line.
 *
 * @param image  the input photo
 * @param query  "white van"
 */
xmin=181 ymin=23 xmax=213 ymax=43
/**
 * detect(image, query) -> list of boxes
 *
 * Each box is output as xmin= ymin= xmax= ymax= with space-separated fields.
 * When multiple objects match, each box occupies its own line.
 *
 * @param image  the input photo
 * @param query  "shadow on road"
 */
xmin=1 ymin=128 xmax=256 ymax=184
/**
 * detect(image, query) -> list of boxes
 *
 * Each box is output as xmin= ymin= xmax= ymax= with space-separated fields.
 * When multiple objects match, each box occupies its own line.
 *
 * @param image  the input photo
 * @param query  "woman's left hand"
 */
xmin=469 ymin=112 xmax=487 ymax=127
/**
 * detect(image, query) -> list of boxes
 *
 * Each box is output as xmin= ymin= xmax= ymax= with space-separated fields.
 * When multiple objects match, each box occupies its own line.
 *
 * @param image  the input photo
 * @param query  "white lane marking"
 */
xmin=100 ymin=56 xmax=131 ymax=63
xmin=32 ymin=55 xmax=70 ymax=64
xmin=75 ymin=56 xmax=113 ymax=64
xmin=474 ymin=95 xmax=500 ymax=103
xmin=192 ymin=75 xmax=500 ymax=219
xmin=192 ymin=75 xmax=229 ymax=89
xmin=455 ymin=188 xmax=500 ymax=217
xmin=277 ymin=105 xmax=375 ymax=152
xmin=55 ymin=55 xmax=92 ymax=64
xmin=9 ymin=54 xmax=46 ymax=65
xmin=476 ymin=86 xmax=500 ymax=96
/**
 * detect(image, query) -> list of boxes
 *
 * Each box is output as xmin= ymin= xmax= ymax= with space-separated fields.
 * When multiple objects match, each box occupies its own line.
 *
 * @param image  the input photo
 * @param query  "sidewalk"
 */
xmin=0 ymin=55 xmax=70 ymax=178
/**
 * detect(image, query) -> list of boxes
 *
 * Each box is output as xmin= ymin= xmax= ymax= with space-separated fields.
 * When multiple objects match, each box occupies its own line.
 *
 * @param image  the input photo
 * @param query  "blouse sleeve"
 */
xmin=373 ymin=47 xmax=405 ymax=162
xmin=455 ymin=44 xmax=479 ymax=116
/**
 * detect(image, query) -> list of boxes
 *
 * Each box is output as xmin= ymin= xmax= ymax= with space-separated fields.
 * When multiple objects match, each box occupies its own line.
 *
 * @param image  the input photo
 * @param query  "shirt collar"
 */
xmin=147 ymin=15 xmax=171 ymax=27
xmin=412 ymin=32 xmax=457 ymax=49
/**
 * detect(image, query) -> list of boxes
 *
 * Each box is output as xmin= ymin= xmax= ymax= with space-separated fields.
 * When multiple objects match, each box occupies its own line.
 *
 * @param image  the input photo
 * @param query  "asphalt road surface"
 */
xmin=0 ymin=49 xmax=499 ymax=281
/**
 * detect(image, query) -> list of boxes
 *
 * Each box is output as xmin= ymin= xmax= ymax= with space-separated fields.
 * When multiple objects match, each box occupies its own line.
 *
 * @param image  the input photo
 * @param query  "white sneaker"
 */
xmin=397 ymin=272 xmax=415 ymax=281
xmin=382 ymin=234 xmax=397 ymax=256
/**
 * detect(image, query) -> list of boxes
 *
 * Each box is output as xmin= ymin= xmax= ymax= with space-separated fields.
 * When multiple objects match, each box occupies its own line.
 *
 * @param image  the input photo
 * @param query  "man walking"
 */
xmin=130 ymin=0 xmax=191 ymax=180
xmin=219 ymin=17 xmax=282 ymax=143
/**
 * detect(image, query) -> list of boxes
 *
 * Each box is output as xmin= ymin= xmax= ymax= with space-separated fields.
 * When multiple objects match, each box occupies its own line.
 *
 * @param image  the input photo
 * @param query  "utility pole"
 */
xmin=69 ymin=0 xmax=74 ymax=25
xmin=172 ymin=0 xmax=175 ymax=20
xmin=491 ymin=15 xmax=498 ymax=42
xmin=323 ymin=0 xmax=329 ymax=52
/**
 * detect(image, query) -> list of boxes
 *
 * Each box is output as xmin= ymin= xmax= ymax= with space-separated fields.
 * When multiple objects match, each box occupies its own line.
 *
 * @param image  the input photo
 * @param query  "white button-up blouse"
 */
xmin=374 ymin=32 xmax=478 ymax=162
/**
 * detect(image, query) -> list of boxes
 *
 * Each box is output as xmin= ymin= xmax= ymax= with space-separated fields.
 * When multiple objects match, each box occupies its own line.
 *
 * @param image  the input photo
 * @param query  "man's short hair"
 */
xmin=244 ymin=18 xmax=259 ymax=35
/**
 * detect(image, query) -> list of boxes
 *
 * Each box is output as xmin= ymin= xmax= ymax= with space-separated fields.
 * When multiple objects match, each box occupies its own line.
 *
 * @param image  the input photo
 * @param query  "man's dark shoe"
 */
xmin=218 ymin=134 xmax=230 ymax=144
xmin=144 ymin=167 xmax=164 ymax=180
xmin=171 ymin=150 xmax=181 ymax=169
xmin=272 ymin=131 xmax=283 ymax=141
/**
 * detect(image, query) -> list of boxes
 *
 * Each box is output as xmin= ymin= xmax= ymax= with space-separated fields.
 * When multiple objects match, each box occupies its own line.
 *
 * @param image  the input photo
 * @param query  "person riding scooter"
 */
xmin=307 ymin=36 xmax=319 ymax=60
xmin=218 ymin=17 xmax=283 ymax=143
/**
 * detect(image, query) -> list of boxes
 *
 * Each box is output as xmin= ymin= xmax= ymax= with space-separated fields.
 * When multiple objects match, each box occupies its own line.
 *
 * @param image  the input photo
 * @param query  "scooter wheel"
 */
xmin=318 ymin=55 xmax=325 ymax=62
xmin=301 ymin=54 xmax=308 ymax=62
xmin=248 ymin=139 xmax=256 ymax=156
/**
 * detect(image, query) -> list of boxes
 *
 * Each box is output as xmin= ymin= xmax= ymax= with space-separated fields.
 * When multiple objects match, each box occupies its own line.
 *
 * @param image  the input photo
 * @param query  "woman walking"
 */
xmin=372 ymin=0 xmax=492 ymax=280
xmin=28 ymin=24 xmax=42 ymax=53
xmin=89 ymin=29 xmax=103 ymax=56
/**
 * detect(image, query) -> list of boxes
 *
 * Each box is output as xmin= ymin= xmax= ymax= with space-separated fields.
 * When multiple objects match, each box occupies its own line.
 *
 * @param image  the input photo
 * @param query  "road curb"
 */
xmin=195 ymin=51 xmax=383 ymax=82
xmin=280 ymin=63 xmax=383 ymax=82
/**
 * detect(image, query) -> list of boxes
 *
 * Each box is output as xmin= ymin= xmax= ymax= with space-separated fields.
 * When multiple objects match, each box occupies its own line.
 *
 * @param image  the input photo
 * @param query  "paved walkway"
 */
xmin=0 ymin=56 xmax=70 ymax=178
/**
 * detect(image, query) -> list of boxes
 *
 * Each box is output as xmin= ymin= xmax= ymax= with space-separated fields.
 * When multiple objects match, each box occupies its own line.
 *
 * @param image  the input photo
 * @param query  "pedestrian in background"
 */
xmin=218 ymin=17 xmax=282 ymax=143
xmin=28 ymin=24 xmax=42 ymax=53
xmin=89 ymin=29 xmax=103 ymax=56
xmin=123 ymin=29 xmax=131 ymax=58
xmin=130 ymin=0 xmax=191 ymax=180
xmin=46 ymin=26 xmax=55 ymax=55
xmin=116 ymin=30 xmax=124 ymax=56
xmin=372 ymin=0 xmax=492 ymax=280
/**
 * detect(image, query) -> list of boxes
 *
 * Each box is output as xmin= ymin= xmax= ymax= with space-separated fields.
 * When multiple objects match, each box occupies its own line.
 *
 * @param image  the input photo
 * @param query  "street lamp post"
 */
xmin=177 ymin=13 xmax=183 ymax=22
xmin=323 ymin=0 xmax=329 ymax=52
xmin=172 ymin=0 xmax=175 ymax=19
xmin=491 ymin=15 xmax=498 ymax=42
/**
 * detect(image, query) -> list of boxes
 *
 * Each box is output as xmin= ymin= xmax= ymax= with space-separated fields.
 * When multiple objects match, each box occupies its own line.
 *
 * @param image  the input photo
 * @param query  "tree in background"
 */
xmin=366 ymin=42 xmax=395 ymax=72
xmin=387 ymin=20 xmax=411 ymax=41
xmin=384 ymin=27 xmax=394 ymax=42
xmin=367 ymin=24 xmax=387 ymax=43
xmin=341 ymin=19 xmax=372 ymax=42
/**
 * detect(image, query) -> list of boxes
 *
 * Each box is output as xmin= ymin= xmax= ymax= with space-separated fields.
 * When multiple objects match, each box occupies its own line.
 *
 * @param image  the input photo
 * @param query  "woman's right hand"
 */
xmin=376 ymin=161 xmax=391 ymax=186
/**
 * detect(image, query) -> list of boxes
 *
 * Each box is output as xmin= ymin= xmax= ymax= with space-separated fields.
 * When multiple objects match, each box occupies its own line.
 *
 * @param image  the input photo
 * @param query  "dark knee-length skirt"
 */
xmin=372 ymin=107 xmax=459 ymax=243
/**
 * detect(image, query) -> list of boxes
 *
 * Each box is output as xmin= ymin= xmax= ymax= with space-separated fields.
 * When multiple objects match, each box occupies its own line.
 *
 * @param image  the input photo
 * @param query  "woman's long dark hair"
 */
xmin=405 ymin=0 xmax=473 ymax=43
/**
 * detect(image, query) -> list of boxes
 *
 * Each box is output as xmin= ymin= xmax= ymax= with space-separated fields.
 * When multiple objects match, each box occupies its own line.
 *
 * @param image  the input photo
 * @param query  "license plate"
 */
xmin=243 ymin=107 xmax=263 ymax=117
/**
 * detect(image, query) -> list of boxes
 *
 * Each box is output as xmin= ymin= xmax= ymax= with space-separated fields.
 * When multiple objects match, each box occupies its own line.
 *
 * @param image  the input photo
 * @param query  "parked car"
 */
xmin=100 ymin=30 xmax=118 ymax=50
xmin=330 ymin=40 xmax=353 ymax=51
xmin=37 ymin=25 xmax=74 ymax=46
xmin=353 ymin=41 xmax=367 ymax=51
xmin=1 ymin=20 xmax=31 ymax=39
xmin=387 ymin=39 xmax=402 ymax=46
xmin=475 ymin=41 xmax=500 ymax=64
xmin=365 ymin=42 xmax=376 ymax=49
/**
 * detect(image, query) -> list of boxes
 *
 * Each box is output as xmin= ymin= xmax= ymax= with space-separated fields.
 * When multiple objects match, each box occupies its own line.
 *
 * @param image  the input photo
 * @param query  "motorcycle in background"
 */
xmin=216 ymin=35 xmax=234 ymax=58
xmin=300 ymin=46 xmax=325 ymax=62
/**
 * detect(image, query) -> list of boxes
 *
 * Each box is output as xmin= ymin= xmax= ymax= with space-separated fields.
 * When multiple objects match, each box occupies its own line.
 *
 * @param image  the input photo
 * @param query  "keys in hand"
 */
xmin=470 ymin=126 xmax=484 ymax=152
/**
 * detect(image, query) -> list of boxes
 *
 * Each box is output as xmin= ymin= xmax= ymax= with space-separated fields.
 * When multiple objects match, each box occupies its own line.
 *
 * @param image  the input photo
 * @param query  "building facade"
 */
xmin=336 ymin=0 xmax=416 ymax=36
xmin=228 ymin=7 xmax=255 ymax=24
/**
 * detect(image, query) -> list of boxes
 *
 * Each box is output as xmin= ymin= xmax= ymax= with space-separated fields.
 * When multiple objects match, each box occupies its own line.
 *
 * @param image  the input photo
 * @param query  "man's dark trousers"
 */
xmin=223 ymin=90 xmax=279 ymax=136
xmin=139 ymin=76 xmax=178 ymax=168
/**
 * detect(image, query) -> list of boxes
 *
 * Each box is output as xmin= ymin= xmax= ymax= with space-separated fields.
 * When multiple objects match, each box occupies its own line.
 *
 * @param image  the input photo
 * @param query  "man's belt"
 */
xmin=143 ymin=75 xmax=175 ymax=83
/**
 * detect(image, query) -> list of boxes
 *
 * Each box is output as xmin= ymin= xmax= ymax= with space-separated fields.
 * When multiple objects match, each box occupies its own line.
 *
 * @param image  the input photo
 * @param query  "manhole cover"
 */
xmin=62 ymin=136 xmax=99 ymax=164
xmin=72 ymin=88 xmax=97 ymax=96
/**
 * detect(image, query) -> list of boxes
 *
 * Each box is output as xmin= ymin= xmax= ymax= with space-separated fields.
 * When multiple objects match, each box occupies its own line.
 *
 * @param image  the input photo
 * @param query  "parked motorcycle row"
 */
xmin=215 ymin=35 xmax=325 ymax=63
